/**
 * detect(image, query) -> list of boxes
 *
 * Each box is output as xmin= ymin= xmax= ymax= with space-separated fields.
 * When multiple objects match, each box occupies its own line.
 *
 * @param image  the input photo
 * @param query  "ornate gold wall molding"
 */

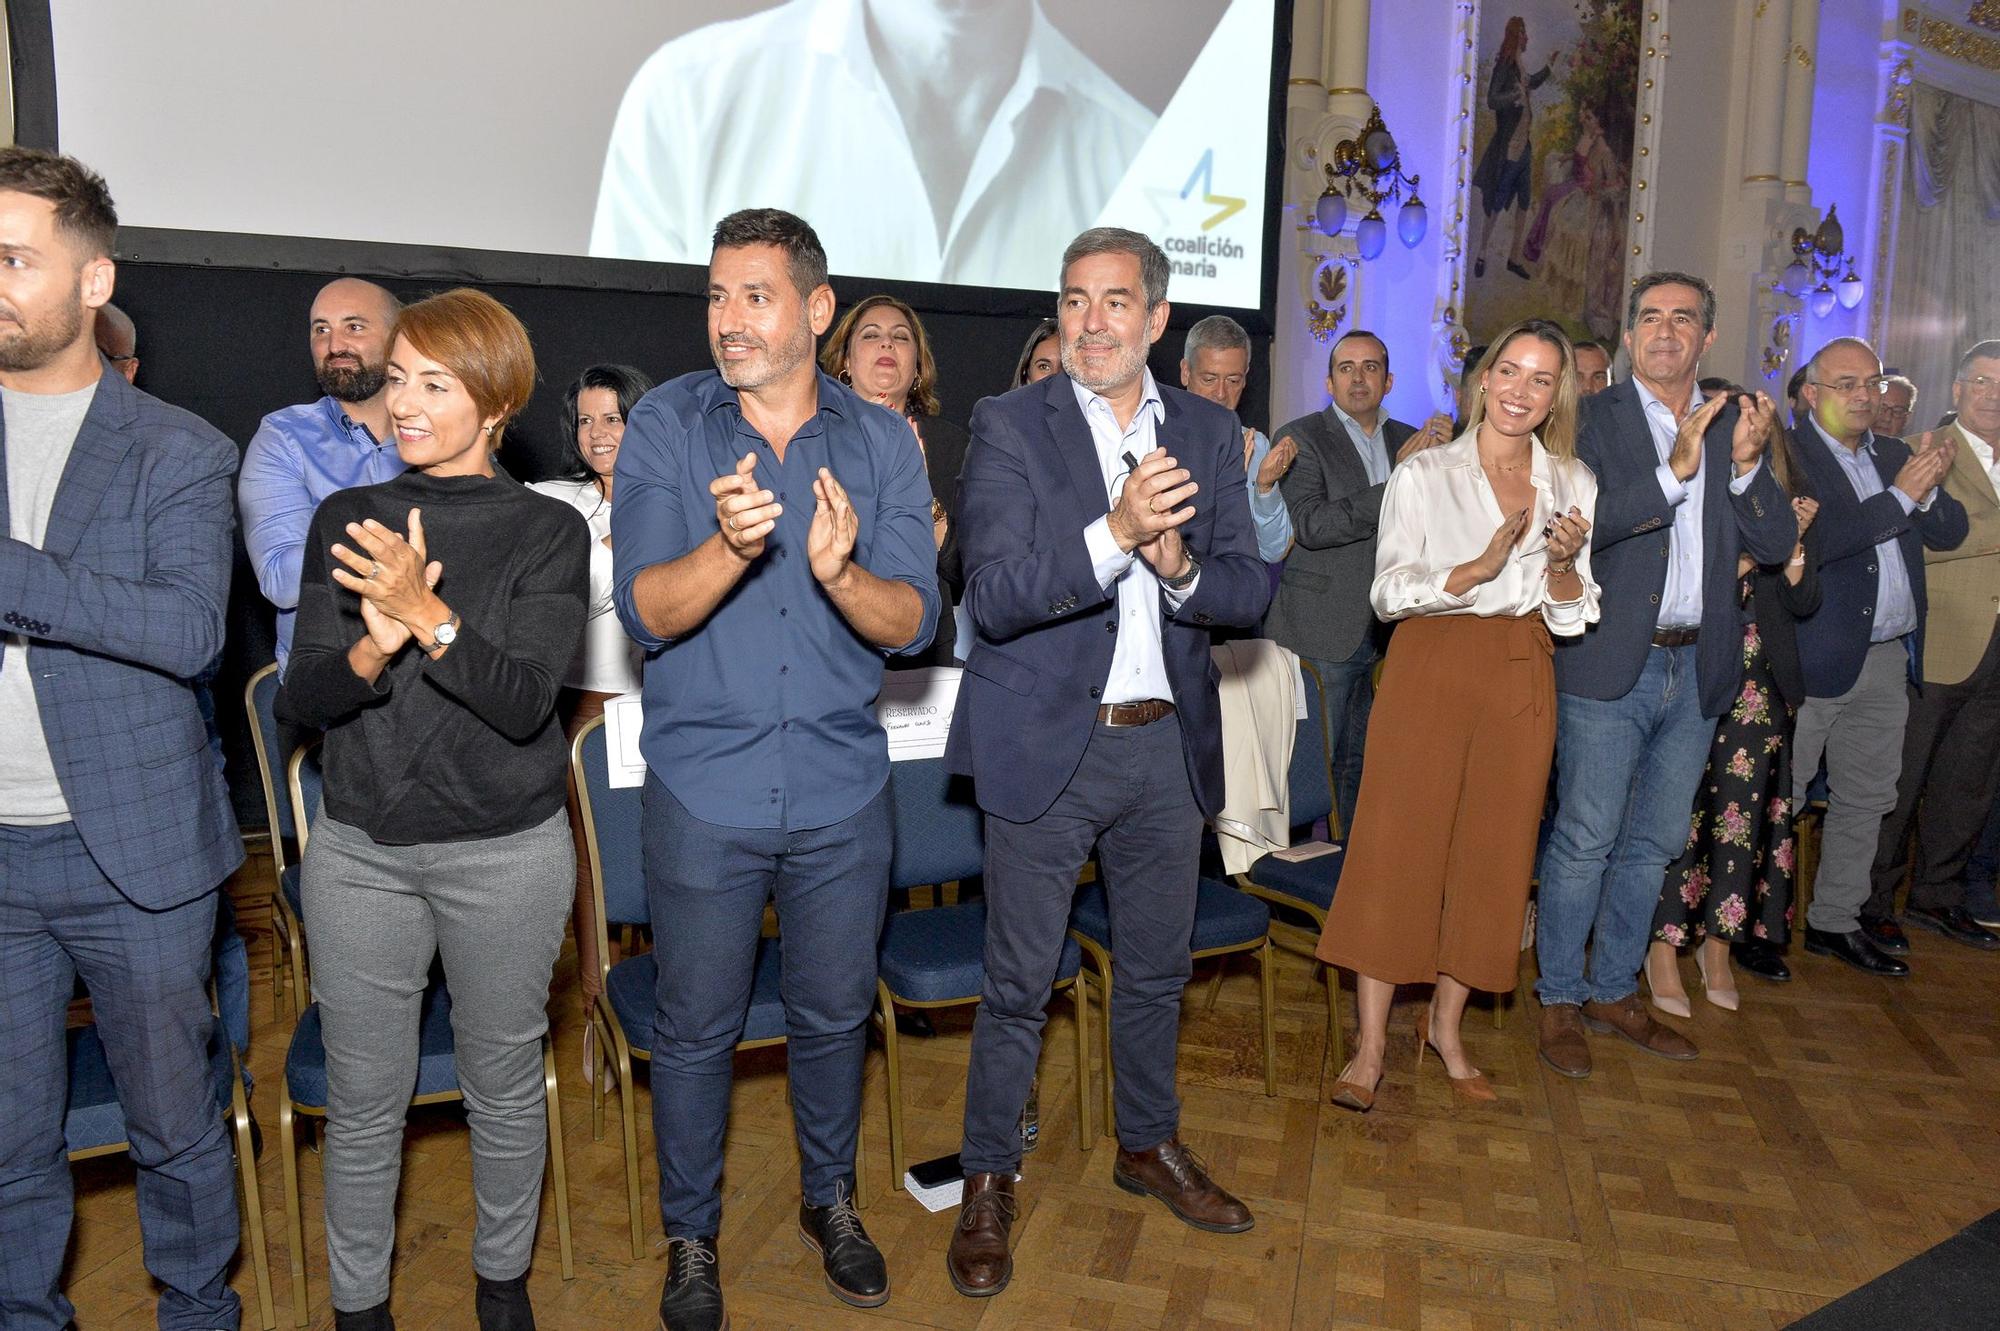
xmin=1903 ymin=6 xmax=2000 ymax=69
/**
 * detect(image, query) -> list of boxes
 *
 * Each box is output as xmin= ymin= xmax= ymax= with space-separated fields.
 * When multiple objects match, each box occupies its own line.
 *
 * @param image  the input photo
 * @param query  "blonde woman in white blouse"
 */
xmin=1316 ymin=320 xmax=1600 ymax=1112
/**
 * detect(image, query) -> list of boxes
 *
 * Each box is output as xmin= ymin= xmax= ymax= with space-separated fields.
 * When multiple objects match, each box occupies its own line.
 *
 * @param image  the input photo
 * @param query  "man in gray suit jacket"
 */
xmin=1265 ymin=329 xmax=1445 ymax=831
xmin=0 ymin=149 xmax=244 ymax=1331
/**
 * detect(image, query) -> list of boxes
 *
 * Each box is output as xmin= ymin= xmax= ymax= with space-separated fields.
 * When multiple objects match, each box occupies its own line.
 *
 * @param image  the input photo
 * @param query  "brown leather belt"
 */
xmin=1097 ymin=699 xmax=1176 ymax=727
xmin=1652 ymin=627 xmax=1700 ymax=648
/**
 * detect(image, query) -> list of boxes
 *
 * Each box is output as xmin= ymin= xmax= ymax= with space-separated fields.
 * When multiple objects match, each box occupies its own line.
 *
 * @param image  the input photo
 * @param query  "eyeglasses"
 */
xmin=1808 ymin=375 xmax=1889 ymax=397
xmin=1959 ymin=375 xmax=2000 ymax=394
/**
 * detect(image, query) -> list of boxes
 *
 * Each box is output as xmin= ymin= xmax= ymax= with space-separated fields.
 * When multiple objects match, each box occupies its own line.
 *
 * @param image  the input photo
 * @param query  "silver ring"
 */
xmin=728 ymin=515 xmax=739 ymax=532
xmin=368 ymin=561 xmax=384 ymax=579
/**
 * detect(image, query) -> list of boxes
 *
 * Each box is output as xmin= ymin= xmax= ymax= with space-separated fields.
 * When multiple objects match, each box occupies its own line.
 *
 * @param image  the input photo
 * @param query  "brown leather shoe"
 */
xmin=1538 ymin=1003 xmax=1591 ymax=1079
xmin=945 ymin=1173 xmax=1016 ymax=1298
xmin=1582 ymin=993 xmax=1698 ymax=1060
xmin=1112 ymin=1138 xmax=1254 ymax=1233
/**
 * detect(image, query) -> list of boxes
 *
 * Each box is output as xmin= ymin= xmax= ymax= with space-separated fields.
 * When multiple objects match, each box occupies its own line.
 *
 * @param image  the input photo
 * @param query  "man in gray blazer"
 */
xmin=0 ymin=149 xmax=244 ymax=1331
xmin=1265 ymin=329 xmax=1444 ymax=830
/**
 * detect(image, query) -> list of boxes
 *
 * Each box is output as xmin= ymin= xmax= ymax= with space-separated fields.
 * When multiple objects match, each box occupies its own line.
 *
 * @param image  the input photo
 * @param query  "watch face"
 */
xmin=434 ymin=622 xmax=458 ymax=645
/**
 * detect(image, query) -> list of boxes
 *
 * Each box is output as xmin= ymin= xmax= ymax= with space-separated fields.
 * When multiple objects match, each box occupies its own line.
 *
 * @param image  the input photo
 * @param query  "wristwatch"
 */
xmin=421 ymin=614 xmax=460 ymax=656
xmin=1159 ymin=557 xmax=1200 ymax=592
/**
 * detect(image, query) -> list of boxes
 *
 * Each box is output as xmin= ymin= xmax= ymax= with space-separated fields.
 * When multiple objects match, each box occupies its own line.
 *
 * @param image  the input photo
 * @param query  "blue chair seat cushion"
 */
xmin=280 ymin=864 xmax=302 ymax=920
xmin=1243 ymin=845 xmax=1346 ymax=914
xmin=66 ymin=1023 xmax=233 ymax=1155
xmin=604 ymin=937 xmax=787 ymax=1052
xmin=878 ymin=901 xmax=1081 ymax=1004
xmin=1070 ymin=877 xmax=1271 ymax=953
xmin=285 ymin=984 xmax=458 ymax=1110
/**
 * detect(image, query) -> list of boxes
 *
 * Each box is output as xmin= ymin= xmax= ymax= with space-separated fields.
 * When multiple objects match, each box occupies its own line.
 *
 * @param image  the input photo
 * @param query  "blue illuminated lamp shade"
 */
xmin=1315 ymin=188 xmax=1348 ymax=235
xmin=1781 ymin=259 xmax=1810 ymax=297
xmin=1397 ymin=197 xmax=1427 ymax=247
xmin=1355 ymin=210 xmax=1387 ymax=260
xmin=1808 ymin=283 xmax=1837 ymax=318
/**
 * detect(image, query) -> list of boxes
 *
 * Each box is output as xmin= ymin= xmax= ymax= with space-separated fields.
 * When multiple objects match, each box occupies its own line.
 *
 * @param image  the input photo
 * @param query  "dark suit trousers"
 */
xmin=0 ymin=821 xmax=238 ymax=1331
xmin=960 ymin=716 xmax=1201 ymax=1174
xmin=1869 ymin=623 xmax=2000 ymax=915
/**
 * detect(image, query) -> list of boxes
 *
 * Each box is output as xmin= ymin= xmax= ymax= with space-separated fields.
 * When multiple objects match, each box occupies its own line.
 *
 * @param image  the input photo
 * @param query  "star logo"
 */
xmin=1181 ymin=148 xmax=1245 ymax=230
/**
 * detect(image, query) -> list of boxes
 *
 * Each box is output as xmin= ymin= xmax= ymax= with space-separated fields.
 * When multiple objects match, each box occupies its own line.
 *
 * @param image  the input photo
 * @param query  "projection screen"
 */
xmin=45 ymin=0 xmax=1283 ymax=311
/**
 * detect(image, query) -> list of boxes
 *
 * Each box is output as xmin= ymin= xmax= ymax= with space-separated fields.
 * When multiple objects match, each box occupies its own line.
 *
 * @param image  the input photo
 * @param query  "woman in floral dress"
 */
xmin=1647 ymin=403 xmax=1820 ymax=1013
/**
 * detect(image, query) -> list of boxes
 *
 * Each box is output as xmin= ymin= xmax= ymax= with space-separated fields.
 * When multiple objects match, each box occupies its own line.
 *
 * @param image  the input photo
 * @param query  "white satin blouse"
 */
xmin=1370 ymin=431 xmax=1602 ymax=636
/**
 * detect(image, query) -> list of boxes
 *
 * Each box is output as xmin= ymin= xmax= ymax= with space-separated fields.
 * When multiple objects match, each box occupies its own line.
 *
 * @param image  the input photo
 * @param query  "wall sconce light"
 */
xmin=1779 ymin=204 xmax=1863 ymax=317
xmin=1315 ymin=104 xmax=1426 ymax=259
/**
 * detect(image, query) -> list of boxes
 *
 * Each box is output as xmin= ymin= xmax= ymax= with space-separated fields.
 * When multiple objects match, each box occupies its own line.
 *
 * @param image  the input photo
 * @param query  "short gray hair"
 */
xmin=1881 ymin=373 xmax=1917 ymax=401
xmin=1627 ymin=270 xmax=1717 ymax=334
xmin=1805 ymin=336 xmax=1880 ymax=382
xmin=1956 ymin=339 xmax=2000 ymax=380
xmin=1183 ymin=314 xmax=1249 ymax=366
xmin=1060 ymin=227 xmax=1170 ymax=310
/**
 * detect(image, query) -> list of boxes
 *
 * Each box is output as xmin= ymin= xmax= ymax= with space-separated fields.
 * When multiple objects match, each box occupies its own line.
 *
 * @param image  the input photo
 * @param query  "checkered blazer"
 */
xmin=0 ymin=363 xmax=242 ymax=907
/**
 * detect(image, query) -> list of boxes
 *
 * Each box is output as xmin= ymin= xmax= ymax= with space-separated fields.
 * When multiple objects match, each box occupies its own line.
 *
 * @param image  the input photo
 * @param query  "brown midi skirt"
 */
xmin=1315 ymin=614 xmax=1555 ymax=994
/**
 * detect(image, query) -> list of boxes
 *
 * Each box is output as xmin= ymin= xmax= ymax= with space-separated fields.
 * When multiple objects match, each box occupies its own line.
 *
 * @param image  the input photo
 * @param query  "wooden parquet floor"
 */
xmin=59 ymin=853 xmax=2000 ymax=1330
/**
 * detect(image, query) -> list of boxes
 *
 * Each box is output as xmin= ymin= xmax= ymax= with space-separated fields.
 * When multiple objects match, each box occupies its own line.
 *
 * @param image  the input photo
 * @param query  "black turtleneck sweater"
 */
xmin=279 ymin=466 xmax=590 ymax=845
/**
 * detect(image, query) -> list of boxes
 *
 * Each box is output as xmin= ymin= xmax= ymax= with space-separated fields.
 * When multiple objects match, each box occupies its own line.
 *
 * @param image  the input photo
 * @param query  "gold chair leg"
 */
xmin=588 ymin=1013 xmax=606 ymax=1142
xmin=879 ymin=982 xmax=907 ymax=1190
xmin=1259 ymin=943 xmax=1277 ymax=1097
xmin=229 ymin=1052 xmax=277 ymax=1331
xmin=1071 ymin=979 xmax=1092 ymax=1147
xmin=1097 ymin=961 xmax=1116 ymax=1139
xmin=1203 ymin=958 xmax=1226 ymax=1012
xmin=1493 ymin=985 xmax=1509 ymax=1029
xmin=614 ymin=1042 xmax=644 ymax=1260
xmin=279 ymin=1098 xmax=308 ymax=1328
xmin=288 ymin=929 xmax=310 ymax=1025
xmin=854 ymin=1101 xmax=871 ymax=1211
xmin=542 ymin=1041 xmax=574 ymax=1280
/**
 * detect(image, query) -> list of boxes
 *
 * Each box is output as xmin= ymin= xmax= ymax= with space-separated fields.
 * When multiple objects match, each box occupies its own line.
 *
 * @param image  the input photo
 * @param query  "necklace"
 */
xmin=1481 ymin=454 xmax=1532 ymax=473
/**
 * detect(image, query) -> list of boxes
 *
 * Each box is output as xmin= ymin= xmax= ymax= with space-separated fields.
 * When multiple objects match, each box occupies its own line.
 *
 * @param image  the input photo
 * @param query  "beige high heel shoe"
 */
xmin=1416 ymin=1004 xmax=1497 ymax=1103
xmin=1695 ymin=946 xmax=1740 ymax=1011
xmin=1644 ymin=951 xmax=1692 ymax=1019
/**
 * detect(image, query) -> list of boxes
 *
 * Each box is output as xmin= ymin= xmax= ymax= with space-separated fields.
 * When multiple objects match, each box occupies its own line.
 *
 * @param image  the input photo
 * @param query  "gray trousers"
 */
xmin=301 ymin=807 xmax=572 ymax=1310
xmin=1795 ymin=640 xmax=1911 ymax=933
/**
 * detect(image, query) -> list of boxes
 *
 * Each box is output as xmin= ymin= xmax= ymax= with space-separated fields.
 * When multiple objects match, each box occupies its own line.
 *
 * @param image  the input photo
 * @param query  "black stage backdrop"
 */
xmin=111 ymin=261 xmax=1271 ymax=830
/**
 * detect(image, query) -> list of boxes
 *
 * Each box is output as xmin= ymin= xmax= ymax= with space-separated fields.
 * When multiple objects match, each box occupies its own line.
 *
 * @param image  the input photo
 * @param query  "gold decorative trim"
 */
xmin=1325 ymin=86 xmax=1369 ymax=96
xmin=1903 ymin=6 xmax=2000 ymax=69
xmin=1971 ymin=1 xmax=2000 ymax=33
xmin=1744 ymin=173 xmax=1782 ymax=182
xmin=1287 ymin=77 xmax=1325 ymax=88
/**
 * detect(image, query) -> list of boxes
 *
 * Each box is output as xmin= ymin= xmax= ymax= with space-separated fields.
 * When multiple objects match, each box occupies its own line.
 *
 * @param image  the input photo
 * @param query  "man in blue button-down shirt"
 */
xmin=611 ymin=209 xmax=937 ymax=1329
xmin=1789 ymin=336 xmax=1966 ymax=977
xmin=237 ymin=278 xmax=407 ymax=675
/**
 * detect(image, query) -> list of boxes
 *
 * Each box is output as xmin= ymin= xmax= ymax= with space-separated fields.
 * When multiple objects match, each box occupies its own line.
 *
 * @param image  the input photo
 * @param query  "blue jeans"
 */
xmin=642 ymin=778 xmax=889 ymax=1238
xmin=1312 ymin=636 xmax=1380 ymax=836
xmin=1535 ymin=646 xmax=1717 ymax=1008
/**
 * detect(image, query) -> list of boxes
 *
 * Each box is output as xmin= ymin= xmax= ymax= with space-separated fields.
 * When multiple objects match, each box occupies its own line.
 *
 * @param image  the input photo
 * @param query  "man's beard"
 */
xmin=1060 ymin=334 xmax=1147 ymax=394
xmin=713 ymin=325 xmax=813 ymax=391
xmin=317 ymin=356 xmax=388 ymax=403
xmin=0 ymin=294 xmax=86 ymax=373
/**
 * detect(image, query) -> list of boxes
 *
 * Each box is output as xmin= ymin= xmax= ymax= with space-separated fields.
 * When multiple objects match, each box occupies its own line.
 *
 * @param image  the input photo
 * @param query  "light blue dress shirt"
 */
xmin=1635 ymin=379 xmax=1762 ymax=630
xmin=1331 ymin=405 xmax=1392 ymax=487
xmin=1243 ymin=428 xmax=1294 ymax=562
xmin=237 ymin=396 xmax=407 ymax=675
xmin=1809 ymin=417 xmax=1922 ymax=642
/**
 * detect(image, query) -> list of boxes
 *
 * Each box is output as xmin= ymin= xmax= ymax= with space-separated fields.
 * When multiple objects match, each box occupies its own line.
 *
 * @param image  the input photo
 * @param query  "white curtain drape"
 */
xmin=1885 ymin=83 xmax=2000 ymax=429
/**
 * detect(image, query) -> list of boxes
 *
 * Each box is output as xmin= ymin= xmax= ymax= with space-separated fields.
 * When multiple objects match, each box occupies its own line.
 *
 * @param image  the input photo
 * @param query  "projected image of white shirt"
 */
xmin=590 ymin=0 xmax=1154 ymax=290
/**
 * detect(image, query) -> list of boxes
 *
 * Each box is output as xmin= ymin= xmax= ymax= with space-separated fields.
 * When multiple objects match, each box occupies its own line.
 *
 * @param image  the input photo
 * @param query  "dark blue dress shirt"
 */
xmin=611 ymin=369 xmax=939 ymax=831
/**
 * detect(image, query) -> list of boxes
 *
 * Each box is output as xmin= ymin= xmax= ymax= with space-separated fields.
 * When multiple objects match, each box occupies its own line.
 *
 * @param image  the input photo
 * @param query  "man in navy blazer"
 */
xmin=1534 ymin=272 xmax=1796 ymax=1079
xmin=0 ymin=150 xmax=244 ymax=1330
xmin=943 ymin=229 xmax=1269 ymax=1298
xmin=1789 ymin=336 xmax=1967 ymax=976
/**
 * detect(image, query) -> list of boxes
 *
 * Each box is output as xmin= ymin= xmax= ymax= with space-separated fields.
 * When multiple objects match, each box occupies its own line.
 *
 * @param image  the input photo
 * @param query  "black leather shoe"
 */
xmin=1733 ymin=940 xmax=1791 ymax=982
xmin=1804 ymin=927 xmax=1910 ymax=976
xmin=1857 ymin=914 xmax=1911 ymax=956
xmin=798 ymin=1181 xmax=888 ymax=1308
xmin=1507 ymin=260 xmax=1532 ymax=280
xmin=658 ymin=1237 xmax=726 ymax=1331
xmin=1904 ymin=905 xmax=2000 ymax=950
xmin=475 ymin=1273 xmax=535 ymax=1330
xmin=334 ymin=1305 xmax=395 ymax=1331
